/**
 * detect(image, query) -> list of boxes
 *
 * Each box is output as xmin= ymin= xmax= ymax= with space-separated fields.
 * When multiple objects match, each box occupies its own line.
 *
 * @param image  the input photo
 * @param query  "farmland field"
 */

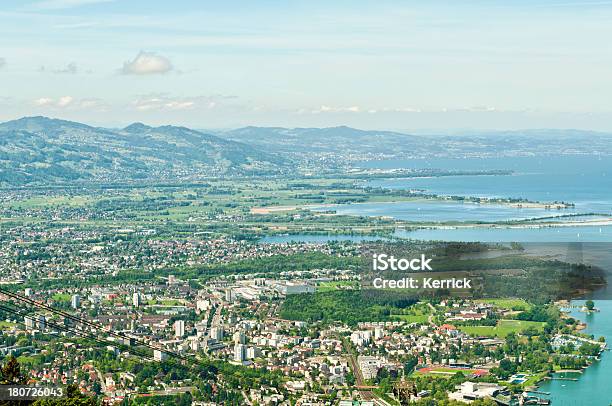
xmin=458 ymin=319 xmax=545 ymax=338
xmin=476 ymin=298 xmax=532 ymax=311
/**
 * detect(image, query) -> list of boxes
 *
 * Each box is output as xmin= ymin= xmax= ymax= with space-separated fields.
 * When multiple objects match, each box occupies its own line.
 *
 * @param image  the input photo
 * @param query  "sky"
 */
xmin=1 ymin=0 xmax=612 ymax=131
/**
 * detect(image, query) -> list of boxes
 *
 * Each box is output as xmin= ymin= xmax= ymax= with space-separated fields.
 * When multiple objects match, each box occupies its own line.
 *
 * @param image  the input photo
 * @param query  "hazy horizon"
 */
xmin=6 ymin=114 xmax=612 ymax=135
xmin=2 ymin=0 xmax=612 ymax=130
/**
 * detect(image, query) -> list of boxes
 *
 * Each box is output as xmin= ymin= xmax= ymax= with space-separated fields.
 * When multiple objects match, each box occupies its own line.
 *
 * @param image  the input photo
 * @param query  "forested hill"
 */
xmin=0 ymin=116 xmax=287 ymax=185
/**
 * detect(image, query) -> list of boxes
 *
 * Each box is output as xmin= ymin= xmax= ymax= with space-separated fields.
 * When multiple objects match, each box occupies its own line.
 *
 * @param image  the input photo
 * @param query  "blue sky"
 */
xmin=1 ymin=0 xmax=612 ymax=130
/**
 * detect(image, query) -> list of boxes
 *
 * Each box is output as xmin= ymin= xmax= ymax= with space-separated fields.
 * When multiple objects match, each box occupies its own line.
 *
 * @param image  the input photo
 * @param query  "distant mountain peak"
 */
xmin=0 ymin=116 xmax=92 ymax=132
xmin=123 ymin=122 xmax=153 ymax=133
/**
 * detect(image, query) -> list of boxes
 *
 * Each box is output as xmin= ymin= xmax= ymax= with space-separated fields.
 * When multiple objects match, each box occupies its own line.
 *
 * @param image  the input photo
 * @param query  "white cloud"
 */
xmin=121 ymin=51 xmax=173 ymax=75
xmin=34 ymin=97 xmax=54 ymax=106
xmin=57 ymin=96 xmax=74 ymax=107
xmin=77 ymin=98 xmax=106 ymax=109
xmin=32 ymin=96 xmax=105 ymax=110
xmin=367 ymin=107 xmax=423 ymax=114
xmin=130 ymin=94 xmax=226 ymax=112
xmin=310 ymin=105 xmax=361 ymax=114
xmin=464 ymin=106 xmax=497 ymax=112
xmin=301 ymin=105 xmax=506 ymax=115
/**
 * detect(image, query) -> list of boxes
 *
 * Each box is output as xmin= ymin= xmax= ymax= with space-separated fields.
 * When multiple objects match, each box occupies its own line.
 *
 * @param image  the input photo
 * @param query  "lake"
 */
xmin=395 ymin=226 xmax=612 ymax=242
xmin=310 ymin=200 xmax=581 ymax=223
xmin=537 ymin=299 xmax=612 ymax=406
xmin=361 ymin=155 xmax=612 ymax=214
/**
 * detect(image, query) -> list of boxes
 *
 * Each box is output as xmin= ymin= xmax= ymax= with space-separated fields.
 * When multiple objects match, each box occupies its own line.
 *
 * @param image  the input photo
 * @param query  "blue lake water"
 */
xmin=537 ymin=300 xmax=612 ymax=406
xmin=361 ymin=155 xmax=612 ymax=214
xmin=396 ymin=226 xmax=612 ymax=242
xmin=336 ymin=155 xmax=612 ymax=241
xmin=311 ymin=200 xmax=580 ymax=222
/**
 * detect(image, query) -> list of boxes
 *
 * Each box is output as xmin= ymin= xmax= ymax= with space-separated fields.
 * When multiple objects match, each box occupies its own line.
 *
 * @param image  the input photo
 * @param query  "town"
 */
xmin=0 ymin=229 xmax=606 ymax=405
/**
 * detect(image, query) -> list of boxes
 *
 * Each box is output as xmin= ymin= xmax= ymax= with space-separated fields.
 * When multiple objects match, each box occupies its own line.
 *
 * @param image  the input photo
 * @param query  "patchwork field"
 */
xmin=458 ymin=319 xmax=546 ymax=338
xmin=476 ymin=298 xmax=532 ymax=311
xmin=414 ymin=366 xmax=489 ymax=377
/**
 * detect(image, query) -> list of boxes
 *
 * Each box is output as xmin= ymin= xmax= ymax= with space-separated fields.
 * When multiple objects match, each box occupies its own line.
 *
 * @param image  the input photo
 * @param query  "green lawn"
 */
xmin=51 ymin=293 xmax=71 ymax=302
xmin=391 ymin=304 xmax=431 ymax=324
xmin=317 ymin=281 xmax=359 ymax=292
xmin=476 ymin=298 xmax=532 ymax=311
xmin=0 ymin=321 xmax=16 ymax=329
xmin=413 ymin=367 xmax=484 ymax=378
xmin=147 ymin=299 xmax=184 ymax=306
xmin=458 ymin=319 xmax=545 ymax=338
xmin=392 ymin=314 xmax=429 ymax=323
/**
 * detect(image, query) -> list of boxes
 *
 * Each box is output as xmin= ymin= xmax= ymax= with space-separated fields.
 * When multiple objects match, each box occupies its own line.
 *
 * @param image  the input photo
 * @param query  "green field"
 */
xmin=391 ymin=304 xmax=431 ymax=324
xmin=458 ymin=319 xmax=545 ymax=338
xmin=51 ymin=293 xmax=71 ymax=302
xmin=476 ymin=298 xmax=532 ymax=311
xmin=413 ymin=366 xmax=486 ymax=378
xmin=391 ymin=313 xmax=429 ymax=323
xmin=147 ymin=299 xmax=185 ymax=306
xmin=317 ymin=281 xmax=359 ymax=292
xmin=0 ymin=321 xmax=16 ymax=330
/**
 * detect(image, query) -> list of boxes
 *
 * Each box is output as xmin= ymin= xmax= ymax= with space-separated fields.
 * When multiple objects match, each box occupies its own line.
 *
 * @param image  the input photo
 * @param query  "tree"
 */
xmin=585 ymin=300 xmax=595 ymax=311
xmin=0 ymin=355 xmax=27 ymax=385
xmin=404 ymin=355 xmax=419 ymax=374
xmin=91 ymin=381 xmax=102 ymax=395
xmin=0 ymin=356 xmax=31 ymax=406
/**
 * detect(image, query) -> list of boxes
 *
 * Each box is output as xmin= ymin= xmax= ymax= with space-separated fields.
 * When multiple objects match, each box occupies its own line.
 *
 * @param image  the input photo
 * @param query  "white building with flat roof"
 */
xmin=448 ymin=382 xmax=504 ymax=403
xmin=71 ymin=294 xmax=80 ymax=309
xmin=174 ymin=320 xmax=185 ymax=337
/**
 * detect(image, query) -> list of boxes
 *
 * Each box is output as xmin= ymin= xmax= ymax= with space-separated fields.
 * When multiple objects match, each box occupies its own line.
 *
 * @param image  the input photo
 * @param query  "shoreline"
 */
xmin=412 ymin=218 xmax=612 ymax=229
xmin=305 ymin=198 xmax=574 ymax=210
xmin=534 ymin=299 xmax=608 ymax=401
xmin=250 ymin=196 xmax=578 ymax=215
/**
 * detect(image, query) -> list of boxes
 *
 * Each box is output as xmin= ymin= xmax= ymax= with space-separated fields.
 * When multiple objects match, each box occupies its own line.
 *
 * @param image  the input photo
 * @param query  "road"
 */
xmin=347 ymin=355 xmax=394 ymax=406
xmin=347 ymin=355 xmax=375 ymax=401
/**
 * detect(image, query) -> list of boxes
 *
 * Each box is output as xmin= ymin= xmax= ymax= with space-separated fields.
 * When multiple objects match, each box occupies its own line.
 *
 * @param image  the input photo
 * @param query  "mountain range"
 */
xmin=1 ymin=116 xmax=612 ymax=186
xmin=217 ymin=125 xmax=435 ymax=155
xmin=0 ymin=117 xmax=286 ymax=185
xmin=217 ymin=126 xmax=612 ymax=158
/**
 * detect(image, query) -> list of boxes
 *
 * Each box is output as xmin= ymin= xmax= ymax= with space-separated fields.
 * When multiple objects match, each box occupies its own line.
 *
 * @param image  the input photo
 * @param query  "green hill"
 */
xmin=0 ymin=116 xmax=287 ymax=185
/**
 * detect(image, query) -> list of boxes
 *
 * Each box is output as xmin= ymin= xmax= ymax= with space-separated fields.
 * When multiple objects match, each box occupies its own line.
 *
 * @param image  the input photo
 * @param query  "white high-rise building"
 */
xmin=210 ymin=327 xmax=223 ymax=340
xmin=233 ymin=343 xmax=246 ymax=362
xmin=233 ymin=331 xmax=246 ymax=344
xmin=174 ymin=320 xmax=185 ymax=337
xmin=246 ymin=346 xmax=260 ymax=359
xmin=71 ymin=294 xmax=80 ymax=309
xmin=133 ymin=292 xmax=141 ymax=307
xmin=225 ymin=288 xmax=235 ymax=302
xmin=154 ymin=350 xmax=167 ymax=362
xmin=374 ymin=327 xmax=384 ymax=340
xmin=24 ymin=316 xmax=34 ymax=331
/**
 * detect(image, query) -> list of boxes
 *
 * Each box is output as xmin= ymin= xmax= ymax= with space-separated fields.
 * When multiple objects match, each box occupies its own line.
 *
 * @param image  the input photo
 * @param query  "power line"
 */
xmin=0 ymin=303 xmax=157 ymax=364
xmin=0 ymin=287 xmax=190 ymax=363
xmin=0 ymin=301 xmax=220 ymax=389
xmin=0 ymin=288 xmax=218 ymax=380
